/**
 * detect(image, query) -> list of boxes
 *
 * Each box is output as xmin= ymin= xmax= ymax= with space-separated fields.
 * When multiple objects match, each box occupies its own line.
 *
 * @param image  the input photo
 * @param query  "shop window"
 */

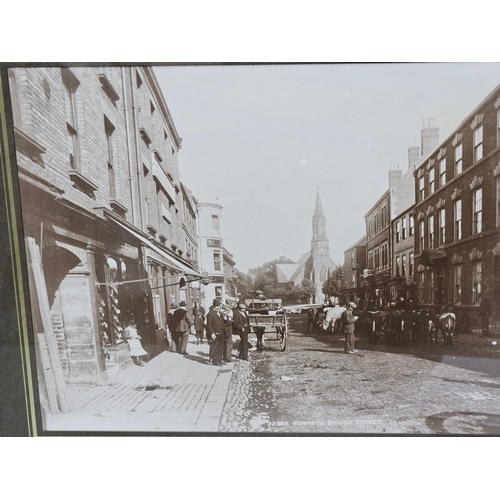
xmin=454 ymin=199 xmax=462 ymax=240
xmin=473 ymin=188 xmax=483 ymax=234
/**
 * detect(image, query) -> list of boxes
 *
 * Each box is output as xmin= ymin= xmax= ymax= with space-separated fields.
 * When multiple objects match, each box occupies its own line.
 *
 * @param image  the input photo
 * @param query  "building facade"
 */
xmin=8 ymin=67 xmax=202 ymax=409
xmin=414 ymin=84 xmax=500 ymax=329
xmin=196 ymin=202 xmax=226 ymax=308
xmin=343 ymin=236 xmax=367 ymax=305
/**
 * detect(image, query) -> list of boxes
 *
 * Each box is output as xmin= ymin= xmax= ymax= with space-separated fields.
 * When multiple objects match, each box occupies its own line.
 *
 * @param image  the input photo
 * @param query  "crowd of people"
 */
xmin=165 ymin=297 xmax=253 ymax=366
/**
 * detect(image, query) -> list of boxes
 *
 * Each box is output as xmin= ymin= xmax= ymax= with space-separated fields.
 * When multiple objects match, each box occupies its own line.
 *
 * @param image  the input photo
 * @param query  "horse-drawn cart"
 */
xmin=245 ymin=298 xmax=288 ymax=351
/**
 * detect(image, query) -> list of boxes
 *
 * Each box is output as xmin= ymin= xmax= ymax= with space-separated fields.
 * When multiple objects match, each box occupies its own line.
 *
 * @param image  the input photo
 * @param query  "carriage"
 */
xmin=244 ymin=298 xmax=288 ymax=351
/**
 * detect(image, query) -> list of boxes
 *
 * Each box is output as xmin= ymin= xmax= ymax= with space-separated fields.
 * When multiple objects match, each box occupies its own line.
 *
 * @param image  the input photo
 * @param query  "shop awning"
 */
xmin=110 ymin=216 xmax=203 ymax=278
xmin=420 ymin=249 xmax=447 ymax=268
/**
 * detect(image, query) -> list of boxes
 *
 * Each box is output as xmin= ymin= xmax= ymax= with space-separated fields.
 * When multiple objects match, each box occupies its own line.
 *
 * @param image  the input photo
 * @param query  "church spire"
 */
xmin=314 ymin=187 xmax=324 ymax=216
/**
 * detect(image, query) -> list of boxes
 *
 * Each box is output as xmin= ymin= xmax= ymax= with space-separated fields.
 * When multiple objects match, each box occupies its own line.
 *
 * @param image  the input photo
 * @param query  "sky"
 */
xmin=154 ymin=63 xmax=500 ymax=274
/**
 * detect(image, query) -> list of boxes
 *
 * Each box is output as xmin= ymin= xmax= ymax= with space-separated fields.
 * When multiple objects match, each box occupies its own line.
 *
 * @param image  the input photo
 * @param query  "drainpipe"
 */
xmin=129 ymin=66 xmax=144 ymax=231
xmin=121 ymin=67 xmax=137 ymax=226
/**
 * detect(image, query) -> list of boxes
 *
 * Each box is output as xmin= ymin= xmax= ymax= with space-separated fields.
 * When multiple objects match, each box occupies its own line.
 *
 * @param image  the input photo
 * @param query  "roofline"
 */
xmin=364 ymin=190 xmax=390 ymax=219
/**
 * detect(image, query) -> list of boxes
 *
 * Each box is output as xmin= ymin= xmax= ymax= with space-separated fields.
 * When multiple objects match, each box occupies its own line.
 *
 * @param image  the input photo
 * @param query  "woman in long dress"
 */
xmin=124 ymin=321 xmax=147 ymax=366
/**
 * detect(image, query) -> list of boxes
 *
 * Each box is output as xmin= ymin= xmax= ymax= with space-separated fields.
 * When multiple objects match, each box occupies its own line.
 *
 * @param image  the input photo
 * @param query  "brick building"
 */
xmin=343 ymin=235 xmax=366 ymax=305
xmin=8 ymin=66 xmax=202 ymax=406
xmin=414 ymin=84 xmax=500 ymax=329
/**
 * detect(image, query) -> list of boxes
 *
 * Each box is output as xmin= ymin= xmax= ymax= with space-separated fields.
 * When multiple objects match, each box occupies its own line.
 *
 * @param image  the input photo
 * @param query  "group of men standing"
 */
xmin=166 ymin=297 xmax=251 ymax=366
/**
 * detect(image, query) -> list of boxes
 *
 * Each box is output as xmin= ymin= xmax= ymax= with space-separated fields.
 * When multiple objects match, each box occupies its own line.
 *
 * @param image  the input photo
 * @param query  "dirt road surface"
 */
xmin=220 ymin=314 xmax=500 ymax=435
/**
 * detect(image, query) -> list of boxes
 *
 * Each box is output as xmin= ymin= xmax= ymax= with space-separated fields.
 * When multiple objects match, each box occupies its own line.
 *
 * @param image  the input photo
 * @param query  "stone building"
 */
xmin=196 ymin=201 xmax=227 ymax=308
xmin=276 ymin=189 xmax=337 ymax=304
xmin=414 ymin=84 xmax=500 ymax=329
xmin=8 ymin=66 xmax=202 ymax=407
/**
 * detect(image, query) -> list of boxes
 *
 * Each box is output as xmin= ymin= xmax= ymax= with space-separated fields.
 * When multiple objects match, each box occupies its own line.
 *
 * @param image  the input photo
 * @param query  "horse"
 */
xmin=322 ymin=306 xmax=346 ymax=333
xmin=435 ymin=312 xmax=456 ymax=346
xmin=414 ymin=309 xmax=433 ymax=344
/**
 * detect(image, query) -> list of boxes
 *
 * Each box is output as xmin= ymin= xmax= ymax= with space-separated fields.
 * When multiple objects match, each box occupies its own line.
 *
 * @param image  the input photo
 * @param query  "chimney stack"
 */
xmin=408 ymin=138 xmax=420 ymax=169
xmin=421 ymin=119 xmax=439 ymax=158
xmin=388 ymin=165 xmax=402 ymax=190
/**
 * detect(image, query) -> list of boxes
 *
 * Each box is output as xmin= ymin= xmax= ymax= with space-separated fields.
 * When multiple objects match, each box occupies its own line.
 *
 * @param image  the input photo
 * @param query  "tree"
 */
xmin=248 ymin=256 xmax=295 ymax=299
xmin=322 ymin=265 xmax=347 ymax=302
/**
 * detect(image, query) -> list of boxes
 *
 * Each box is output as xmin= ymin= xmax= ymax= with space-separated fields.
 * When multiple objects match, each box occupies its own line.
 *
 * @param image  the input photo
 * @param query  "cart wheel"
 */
xmin=279 ymin=327 xmax=287 ymax=351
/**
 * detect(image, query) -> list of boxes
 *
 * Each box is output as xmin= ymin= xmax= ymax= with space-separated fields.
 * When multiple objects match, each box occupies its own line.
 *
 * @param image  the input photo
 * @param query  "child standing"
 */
xmin=124 ymin=320 xmax=147 ymax=366
xmin=194 ymin=312 xmax=205 ymax=345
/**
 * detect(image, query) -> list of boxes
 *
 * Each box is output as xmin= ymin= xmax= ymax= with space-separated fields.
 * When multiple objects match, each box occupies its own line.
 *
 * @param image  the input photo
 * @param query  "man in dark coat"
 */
xmin=206 ymin=298 xmax=225 ymax=365
xmin=233 ymin=303 xmax=250 ymax=360
xmin=172 ymin=300 xmax=193 ymax=354
xmin=479 ymin=291 xmax=492 ymax=337
xmin=341 ymin=302 xmax=359 ymax=354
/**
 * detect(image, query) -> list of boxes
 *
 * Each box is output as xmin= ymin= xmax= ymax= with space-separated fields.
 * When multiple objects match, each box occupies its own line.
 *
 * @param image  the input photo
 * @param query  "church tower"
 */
xmin=309 ymin=189 xmax=336 ymax=303
xmin=311 ymin=188 xmax=330 ymax=256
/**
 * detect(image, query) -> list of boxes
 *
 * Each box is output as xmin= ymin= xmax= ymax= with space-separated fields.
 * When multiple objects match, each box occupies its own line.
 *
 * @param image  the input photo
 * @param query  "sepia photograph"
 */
xmin=1 ymin=62 xmax=500 ymax=436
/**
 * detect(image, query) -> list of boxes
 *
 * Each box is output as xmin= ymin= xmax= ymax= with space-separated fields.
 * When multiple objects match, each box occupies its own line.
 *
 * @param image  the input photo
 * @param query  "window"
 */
xmin=374 ymin=248 xmax=380 ymax=270
xmin=409 ymin=215 xmax=414 ymax=236
xmin=454 ymin=266 xmax=462 ymax=304
xmin=402 ymin=254 xmax=407 ymax=278
xmin=497 ymin=108 xmax=500 ymax=148
xmin=351 ymin=250 xmax=355 ymax=265
xmin=473 ymin=188 xmax=483 ymax=234
xmin=439 ymin=208 xmax=446 ymax=246
xmin=429 ymin=215 xmax=435 ymax=249
xmin=473 ymin=125 xmax=483 ymax=162
xmin=368 ymin=250 xmax=373 ymax=269
xmin=454 ymin=199 xmax=462 ymax=240
xmin=454 ymin=143 xmax=463 ymax=176
xmin=419 ymin=271 xmax=425 ymax=304
xmin=497 ymin=176 xmax=500 ymax=228
xmin=419 ymin=176 xmax=425 ymax=201
xmin=429 ymin=168 xmax=435 ymax=194
xmin=382 ymin=243 xmax=388 ymax=269
xmin=211 ymin=215 xmax=220 ymax=233
xmin=104 ymin=117 xmax=115 ymax=199
xmin=402 ymin=217 xmax=407 ymax=239
xmin=429 ymin=270 xmax=435 ymax=303
xmin=215 ymin=286 xmax=222 ymax=298
xmin=7 ymin=69 xmax=22 ymax=128
xmin=472 ymin=261 xmax=482 ymax=304
xmin=419 ymin=220 xmax=425 ymax=252
xmin=396 ymin=256 xmax=401 ymax=276
xmin=396 ymin=220 xmax=401 ymax=242
xmin=439 ymin=158 xmax=446 ymax=187
xmin=374 ymin=214 xmax=379 ymax=234
xmin=213 ymin=250 xmax=221 ymax=271
xmin=62 ymin=68 xmax=81 ymax=171
xmin=409 ymin=252 xmax=414 ymax=277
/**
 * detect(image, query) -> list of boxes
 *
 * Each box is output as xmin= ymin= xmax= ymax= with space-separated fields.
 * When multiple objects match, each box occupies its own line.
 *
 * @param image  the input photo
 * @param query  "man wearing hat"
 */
xmin=233 ymin=302 xmax=250 ymax=360
xmin=172 ymin=300 xmax=194 ymax=355
xmin=341 ymin=302 xmax=359 ymax=354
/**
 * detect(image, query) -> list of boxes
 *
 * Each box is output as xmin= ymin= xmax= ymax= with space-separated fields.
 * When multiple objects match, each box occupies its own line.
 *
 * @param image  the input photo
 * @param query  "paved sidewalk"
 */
xmin=43 ymin=337 xmax=237 ymax=433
